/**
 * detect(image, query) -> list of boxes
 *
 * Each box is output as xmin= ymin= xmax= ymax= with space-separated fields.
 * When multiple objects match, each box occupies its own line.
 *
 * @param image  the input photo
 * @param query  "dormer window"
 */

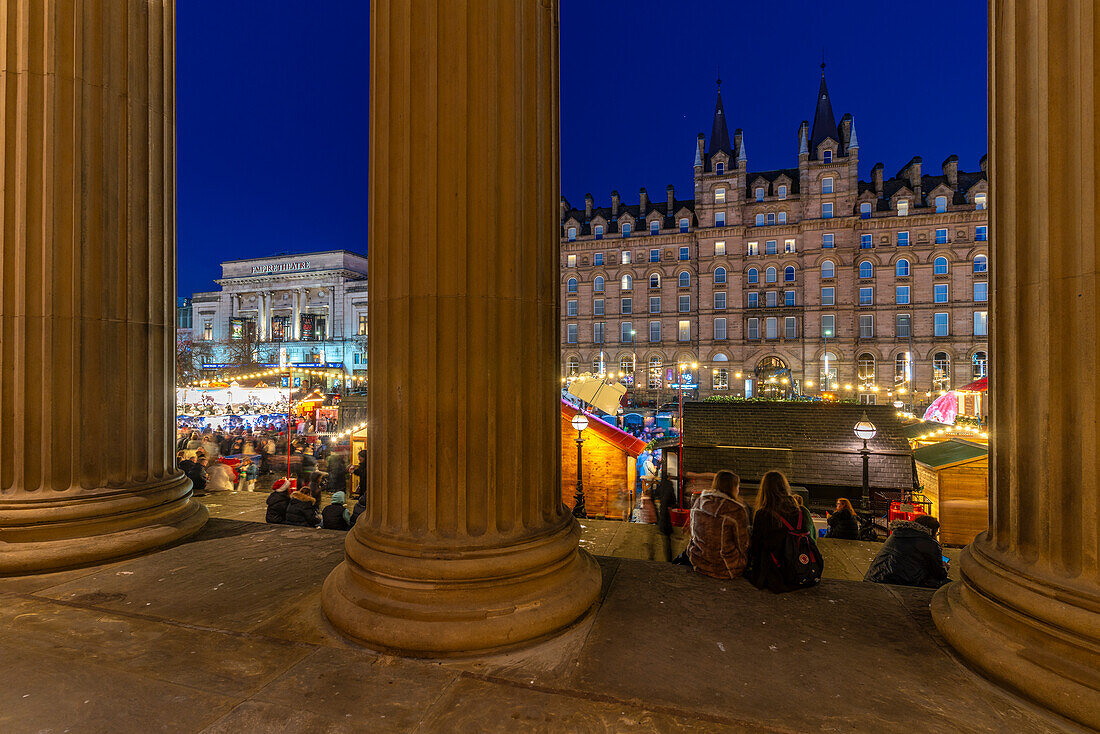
xmin=778 ymin=185 xmax=787 ymax=200
xmin=567 ymin=227 xmax=577 ymax=241
xmin=715 ymin=211 xmax=726 ymax=226
xmin=650 ymin=220 xmax=659 ymax=234
xmin=679 ymin=218 xmax=689 ymax=233
xmin=594 ymin=224 xmax=604 ymax=239
xmin=755 ymin=187 xmax=765 ymax=202
xmin=621 ymin=223 xmax=631 ymax=238
xmin=935 ymin=195 xmax=948 ymax=213
xmin=897 ymin=200 xmax=909 ymax=216
xmin=715 ymin=187 xmax=726 ymax=203
xmin=716 ymin=162 xmax=725 ymax=175
xmin=822 ymin=177 xmax=834 ymax=194
xmin=860 ymin=202 xmax=871 ymax=219
xmin=975 ymin=193 xmax=987 ymax=210
xmin=823 ymin=150 xmax=833 ymax=163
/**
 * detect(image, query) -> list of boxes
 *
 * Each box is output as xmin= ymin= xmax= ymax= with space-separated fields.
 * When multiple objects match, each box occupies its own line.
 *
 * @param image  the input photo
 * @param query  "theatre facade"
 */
xmin=186 ymin=250 xmax=369 ymax=379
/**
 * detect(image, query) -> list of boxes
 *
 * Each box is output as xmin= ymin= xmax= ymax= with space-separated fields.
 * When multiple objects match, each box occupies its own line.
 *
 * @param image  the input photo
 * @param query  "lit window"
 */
xmin=822 ymin=177 xmax=834 ymax=194
xmin=622 ymin=223 xmax=631 ymax=237
xmin=594 ymin=276 xmax=605 ymax=292
xmin=934 ymin=312 xmax=950 ymax=336
xmin=974 ymin=255 xmax=988 ymax=273
xmin=567 ymin=324 xmax=577 ymax=343
xmin=649 ymin=322 xmax=661 ymax=343
xmin=715 ymin=187 xmax=726 ymax=203
xmin=595 ymin=224 xmax=604 ymax=239
xmin=895 ymin=259 xmax=910 ymax=277
xmin=778 ymin=185 xmax=788 ymax=200
xmin=714 ymin=267 xmax=727 ymax=284
xmin=858 ymin=353 xmax=876 ymax=382
xmin=650 ymin=249 xmax=660 ymax=263
xmin=567 ymin=254 xmax=577 ymax=267
xmin=934 ymin=284 xmax=949 ymax=303
xmin=894 ymin=352 xmax=911 ymax=383
xmin=934 ymin=256 xmax=949 ymax=275
xmin=594 ymin=298 xmax=604 ymax=315
xmin=765 ymin=267 xmax=777 ymax=284
xmin=621 ymin=297 xmax=632 ymax=314
xmin=976 ymin=226 xmax=988 ymax=241
xmin=679 ymin=294 xmax=690 ymax=312
xmin=897 ymin=231 xmax=910 ymax=246
xmin=822 ymin=233 xmax=835 ymax=248
xmin=621 ymin=275 xmax=632 ymax=290
xmin=594 ymin=252 xmax=603 ymax=266
xmin=747 ymin=268 xmax=759 ymax=284
xmin=784 ymin=239 xmax=796 ymax=253
xmin=896 ymin=285 xmax=910 ymax=304
xmin=714 ymin=291 xmax=727 ymax=310
xmin=203 ymin=321 xmax=213 ymax=340
xmin=567 ymin=227 xmax=577 ymax=241
xmin=975 ymin=193 xmax=987 ymax=210
xmin=715 ymin=211 xmax=726 ymax=226
xmin=936 ymin=228 xmax=948 ymax=244
xmin=679 ymin=272 xmax=690 ymax=288
xmin=897 ymin=200 xmax=909 ymax=216
xmin=821 ymin=260 xmax=836 ymax=279
xmin=747 ymin=318 xmax=760 ymax=339
xmin=621 ymin=250 xmax=632 ymax=264
xmin=678 ymin=320 xmax=690 ymax=341
xmin=974 ymin=311 xmax=988 ymax=336
xmin=715 ymin=241 xmax=726 ymax=256
xmin=567 ymin=278 xmax=577 ymax=293
xmin=747 ymin=241 xmax=759 ymax=255
xmin=973 ymin=351 xmax=988 ymax=378
xmin=859 ymin=314 xmax=874 ymax=338
xmin=860 ymin=202 xmax=872 ymax=219
xmin=766 ymin=240 xmax=778 ymax=255
xmin=713 ymin=366 xmax=729 ymax=390
xmin=784 ymin=266 xmax=795 ymax=282
xmin=679 ymin=246 xmax=689 ymax=261
xmin=859 ymin=261 xmax=874 ymax=278
xmin=358 ymin=313 xmax=368 ymax=335
xmin=650 ymin=273 xmax=660 ymax=289
xmin=755 ymin=214 xmax=765 ymax=226
xmin=974 ymin=282 xmax=988 ymax=302
xmin=859 ymin=287 xmax=874 ymax=305
xmin=650 ymin=220 xmax=659 ymax=234
xmin=649 ymin=296 xmax=661 ymax=313
xmin=860 ymin=234 xmax=873 ymax=249
xmin=755 ymin=187 xmax=765 ymax=202
xmin=714 ymin=318 xmax=727 ymax=340
xmin=933 ymin=352 xmax=951 ymax=390
xmin=648 ymin=355 xmax=662 ymax=383
xmin=567 ymin=300 xmax=578 ymax=316
xmin=822 ymin=287 xmax=835 ymax=306
xmin=765 ymin=317 xmax=778 ymax=340
xmin=679 ymin=218 xmax=689 ymax=233
xmin=567 ymin=358 xmax=579 ymax=376
xmin=823 ymin=150 xmax=833 ymax=163
xmin=621 ymin=355 xmax=635 ymax=376
xmin=935 ymin=195 xmax=947 ymax=213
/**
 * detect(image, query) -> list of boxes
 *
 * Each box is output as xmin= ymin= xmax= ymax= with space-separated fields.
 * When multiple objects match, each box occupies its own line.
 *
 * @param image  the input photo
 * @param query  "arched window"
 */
xmin=621 ymin=274 xmax=632 ymax=290
xmin=567 ymin=357 xmax=579 ymax=376
xmin=860 ymin=201 xmax=872 ymax=219
xmin=593 ymin=276 xmax=605 ymax=292
xmin=592 ymin=356 xmax=606 ymax=374
xmin=972 ymin=351 xmax=988 ymax=379
xmin=649 ymin=273 xmax=660 ymax=289
xmin=784 ymin=266 xmax=795 ymax=282
xmin=821 ymin=260 xmax=835 ymax=279
xmin=712 ymin=353 xmax=729 ymax=390
xmin=567 ymin=277 xmax=578 ymax=293
xmin=621 ymin=222 xmax=632 ymax=237
xmin=747 ymin=268 xmax=759 ymax=285
xmin=567 ymin=227 xmax=577 ymax=240
xmin=935 ymin=195 xmax=948 ymax=213
xmin=716 ymin=162 xmax=725 ymax=175
xmin=973 ymin=255 xmax=988 ymax=273
xmin=650 ymin=220 xmax=659 ymax=234
xmin=765 ymin=267 xmax=777 ymax=283
xmin=620 ymin=354 xmax=635 ymax=375
xmin=859 ymin=261 xmax=874 ymax=278
xmin=895 ymin=259 xmax=911 ymax=277
xmin=933 ymin=352 xmax=951 ymax=391
xmin=857 ymin=353 xmax=876 ymax=382
xmin=678 ymin=272 xmax=690 ymax=288
xmin=648 ymin=356 xmax=663 ymax=389
xmin=934 ymin=256 xmax=949 ymax=275
xmin=894 ymin=352 xmax=911 ymax=385
xmin=714 ymin=267 xmax=727 ymax=285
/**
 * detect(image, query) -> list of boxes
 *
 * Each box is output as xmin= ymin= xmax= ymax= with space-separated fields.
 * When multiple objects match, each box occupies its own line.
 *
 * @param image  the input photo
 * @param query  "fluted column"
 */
xmin=322 ymin=0 xmax=600 ymax=654
xmin=0 ymin=0 xmax=207 ymax=574
xmin=932 ymin=2 xmax=1100 ymax=728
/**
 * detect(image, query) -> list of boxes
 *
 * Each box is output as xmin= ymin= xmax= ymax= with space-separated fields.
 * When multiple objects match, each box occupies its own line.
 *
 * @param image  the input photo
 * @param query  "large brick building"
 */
xmin=560 ymin=70 xmax=989 ymax=407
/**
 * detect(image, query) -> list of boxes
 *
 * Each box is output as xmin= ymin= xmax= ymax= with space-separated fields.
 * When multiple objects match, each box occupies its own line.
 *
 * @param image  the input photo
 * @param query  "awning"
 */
xmin=959 ymin=376 xmax=988 ymax=392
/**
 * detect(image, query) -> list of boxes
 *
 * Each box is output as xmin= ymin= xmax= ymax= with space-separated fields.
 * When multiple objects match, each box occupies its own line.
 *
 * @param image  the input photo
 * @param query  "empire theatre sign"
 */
xmin=251 ymin=260 xmax=310 ymax=275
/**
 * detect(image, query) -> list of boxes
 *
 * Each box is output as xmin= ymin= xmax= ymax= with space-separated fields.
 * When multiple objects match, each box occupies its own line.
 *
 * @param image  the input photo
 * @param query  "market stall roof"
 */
xmin=560 ymin=400 xmax=646 ymax=457
xmin=913 ymin=438 xmax=988 ymax=469
xmin=959 ymin=376 xmax=988 ymax=392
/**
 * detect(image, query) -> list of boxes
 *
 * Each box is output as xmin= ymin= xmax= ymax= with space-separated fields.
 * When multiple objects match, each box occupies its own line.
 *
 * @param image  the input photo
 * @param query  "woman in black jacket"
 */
xmin=826 ymin=498 xmax=860 ymax=540
xmin=746 ymin=471 xmax=820 ymax=593
xmin=284 ymin=490 xmax=320 ymax=528
xmin=265 ymin=478 xmax=292 ymax=524
xmin=865 ymin=515 xmax=950 ymax=588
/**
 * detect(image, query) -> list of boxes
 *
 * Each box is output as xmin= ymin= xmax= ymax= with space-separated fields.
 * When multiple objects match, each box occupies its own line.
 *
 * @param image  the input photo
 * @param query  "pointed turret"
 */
xmin=808 ymin=65 xmax=838 ymax=159
xmin=736 ymin=129 xmax=747 ymax=163
xmin=848 ymin=116 xmax=859 ymax=149
xmin=706 ymin=84 xmax=734 ymax=168
xmin=798 ymin=121 xmax=809 ymax=157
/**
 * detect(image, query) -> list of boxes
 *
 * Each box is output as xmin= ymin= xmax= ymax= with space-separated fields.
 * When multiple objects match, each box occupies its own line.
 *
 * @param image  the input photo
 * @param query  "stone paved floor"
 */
xmin=0 ymin=504 xmax=1069 ymax=733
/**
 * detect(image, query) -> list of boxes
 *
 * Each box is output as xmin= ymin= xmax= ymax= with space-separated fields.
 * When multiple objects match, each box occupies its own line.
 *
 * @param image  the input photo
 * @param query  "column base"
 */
xmin=0 ymin=475 xmax=209 ymax=575
xmin=322 ymin=516 xmax=602 ymax=656
xmin=932 ymin=535 xmax=1100 ymax=730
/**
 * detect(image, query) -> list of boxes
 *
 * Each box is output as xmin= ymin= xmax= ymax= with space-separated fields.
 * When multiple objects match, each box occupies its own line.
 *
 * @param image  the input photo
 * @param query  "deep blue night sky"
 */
xmin=178 ymin=1 xmax=987 ymax=298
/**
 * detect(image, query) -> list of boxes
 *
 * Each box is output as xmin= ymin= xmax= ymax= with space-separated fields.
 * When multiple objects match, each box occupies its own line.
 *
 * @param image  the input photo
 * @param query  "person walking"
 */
xmin=654 ymin=460 xmax=678 ymax=561
xmin=825 ymin=498 xmax=860 ymax=540
xmin=680 ymin=471 xmax=750 ymax=579
xmin=864 ymin=515 xmax=950 ymax=589
xmin=321 ymin=491 xmax=351 ymax=531
xmin=746 ymin=471 xmax=823 ymax=593
xmin=236 ymin=457 xmax=258 ymax=492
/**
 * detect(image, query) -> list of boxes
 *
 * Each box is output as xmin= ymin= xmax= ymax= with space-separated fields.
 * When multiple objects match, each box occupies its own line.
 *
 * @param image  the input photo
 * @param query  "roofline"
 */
xmin=219 ymin=249 xmax=368 ymax=265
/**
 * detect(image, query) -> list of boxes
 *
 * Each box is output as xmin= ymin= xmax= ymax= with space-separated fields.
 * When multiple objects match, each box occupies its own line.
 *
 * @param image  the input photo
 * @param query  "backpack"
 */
xmin=769 ymin=510 xmax=823 ymax=589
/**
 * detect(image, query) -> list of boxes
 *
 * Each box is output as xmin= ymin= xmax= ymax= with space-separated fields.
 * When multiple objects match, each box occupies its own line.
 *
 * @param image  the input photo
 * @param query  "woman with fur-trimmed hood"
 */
xmin=283 ymin=487 xmax=321 ymax=528
xmin=684 ymin=471 xmax=751 ymax=579
xmin=864 ymin=515 xmax=949 ymax=589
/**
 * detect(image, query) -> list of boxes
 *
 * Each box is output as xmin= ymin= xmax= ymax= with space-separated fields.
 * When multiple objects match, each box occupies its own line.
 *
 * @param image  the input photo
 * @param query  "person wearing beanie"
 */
xmin=284 ymin=485 xmax=321 ymax=528
xmin=864 ymin=514 xmax=950 ymax=589
xmin=321 ymin=491 xmax=351 ymax=531
xmin=265 ymin=478 xmax=292 ymax=524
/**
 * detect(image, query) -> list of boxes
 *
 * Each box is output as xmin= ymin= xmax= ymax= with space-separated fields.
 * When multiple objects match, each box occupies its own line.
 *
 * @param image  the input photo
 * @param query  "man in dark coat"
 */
xmin=265 ymin=478 xmax=292 ymax=524
xmin=864 ymin=515 xmax=950 ymax=589
xmin=654 ymin=458 xmax=678 ymax=561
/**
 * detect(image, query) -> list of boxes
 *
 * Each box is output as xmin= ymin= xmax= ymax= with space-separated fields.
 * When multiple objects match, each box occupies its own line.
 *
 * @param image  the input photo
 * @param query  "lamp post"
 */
xmin=822 ymin=326 xmax=834 ymax=391
xmin=571 ymin=412 xmax=589 ymax=518
xmin=853 ymin=411 xmax=878 ymax=511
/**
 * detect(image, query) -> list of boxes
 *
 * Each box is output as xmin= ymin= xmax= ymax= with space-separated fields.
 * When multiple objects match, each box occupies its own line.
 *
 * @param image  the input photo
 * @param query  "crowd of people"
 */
xmin=666 ymin=469 xmax=950 ymax=592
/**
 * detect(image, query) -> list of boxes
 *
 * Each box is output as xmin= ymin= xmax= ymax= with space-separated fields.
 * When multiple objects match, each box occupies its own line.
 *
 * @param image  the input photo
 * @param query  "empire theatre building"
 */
xmin=188 ymin=251 xmax=370 ymax=381
xmin=560 ymin=70 xmax=989 ymax=408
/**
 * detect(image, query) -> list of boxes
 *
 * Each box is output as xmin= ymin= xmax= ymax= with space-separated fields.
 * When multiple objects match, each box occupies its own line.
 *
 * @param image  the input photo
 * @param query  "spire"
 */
xmin=799 ymin=122 xmax=809 ymax=155
xmin=808 ymin=67 xmax=838 ymax=159
xmin=849 ymin=117 xmax=859 ymax=149
xmin=694 ymin=142 xmax=702 ymax=167
xmin=737 ymin=134 xmax=747 ymax=163
xmin=706 ymin=86 xmax=734 ymax=167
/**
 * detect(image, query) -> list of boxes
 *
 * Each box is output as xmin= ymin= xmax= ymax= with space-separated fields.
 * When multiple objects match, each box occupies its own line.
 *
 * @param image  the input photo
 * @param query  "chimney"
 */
xmin=695 ymin=134 xmax=705 ymax=171
xmin=639 ymin=187 xmax=648 ymax=216
xmin=733 ymin=128 xmax=744 ymax=165
xmin=559 ymin=196 xmax=568 ymax=225
xmin=584 ymin=193 xmax=593 ymax=220
xmin=872 ymin=163 xmax=884 ymax=197
xmin=902 ymin=156 xmax=923 ymax=199
xmin=942 ymin=155 xmax=959 ymax=189
xmin=798 ymin=121 xmax=809 ymax=158
xmin=666 ymin=184 xmax=675 ymax=216
xmin=611 ymin=190 xmax=620 ymax=219
xmin=839 ymin=114 xmax=852 ymax=152
xmin=980 ymin=154 xmax=988 ymax=175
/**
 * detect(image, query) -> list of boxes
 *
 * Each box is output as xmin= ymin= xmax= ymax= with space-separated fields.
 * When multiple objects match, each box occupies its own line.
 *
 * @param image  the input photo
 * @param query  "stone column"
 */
xmin=932 ymin=2 xmax=1100 ymax=728
xmin=322 ymin=0 xmax=600 ymax=654
xmin=0 ymin=1 xmax=208 ymax=574
xmin=292 ymin=289 xmax=301 ymax=340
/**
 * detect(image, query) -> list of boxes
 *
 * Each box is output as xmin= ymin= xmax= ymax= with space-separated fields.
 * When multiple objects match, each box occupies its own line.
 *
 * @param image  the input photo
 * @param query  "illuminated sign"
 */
xmin=251 ymin=260 xmax=310 ymax=275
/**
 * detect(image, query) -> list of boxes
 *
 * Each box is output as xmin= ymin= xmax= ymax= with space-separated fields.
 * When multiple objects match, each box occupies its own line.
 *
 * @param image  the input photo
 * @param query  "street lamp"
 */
xmin=823 ymin=327 xmax=834 ymax=391
xmin=853 ymin=411 xmax=878 ymax=511
xmin=571 ymin=412 xmax=589 ymax=518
